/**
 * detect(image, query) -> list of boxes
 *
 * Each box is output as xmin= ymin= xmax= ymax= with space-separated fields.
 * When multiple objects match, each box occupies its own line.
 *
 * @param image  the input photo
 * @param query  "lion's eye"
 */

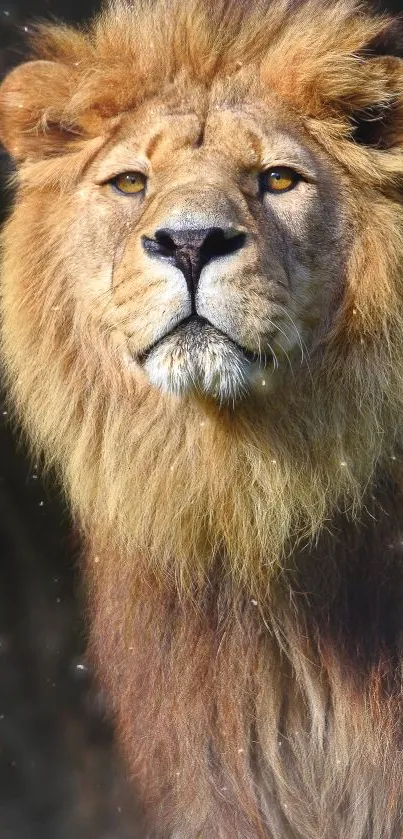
xmin=110 ymin=172 xmax=147 ymax=195
xmin=260 ymin=167 xmax=300 ymax=194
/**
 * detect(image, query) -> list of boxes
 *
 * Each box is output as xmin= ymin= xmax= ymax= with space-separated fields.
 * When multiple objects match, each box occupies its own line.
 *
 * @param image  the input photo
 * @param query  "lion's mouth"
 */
xmin=136 ymin=314 xmax=262 ymax=366
xmin=134 ymin=314 xmax=274 ymax=401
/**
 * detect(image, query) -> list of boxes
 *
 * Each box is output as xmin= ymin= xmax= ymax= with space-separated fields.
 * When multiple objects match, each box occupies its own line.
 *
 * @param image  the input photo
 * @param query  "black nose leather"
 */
xmin=142 ymin=226 xmax=246 ymax=302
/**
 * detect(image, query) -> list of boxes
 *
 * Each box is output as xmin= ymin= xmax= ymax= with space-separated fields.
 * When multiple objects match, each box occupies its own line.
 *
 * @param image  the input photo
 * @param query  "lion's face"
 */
xmin=72 ymin=92 xmax=343 ymax=402
xmin=1 ymin=0 xmax=403 ymax=583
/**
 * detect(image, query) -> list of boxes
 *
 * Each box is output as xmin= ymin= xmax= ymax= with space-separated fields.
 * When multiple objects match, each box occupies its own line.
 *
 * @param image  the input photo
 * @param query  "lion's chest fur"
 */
xmin=88 ymin=479 xmax=403 ymax=839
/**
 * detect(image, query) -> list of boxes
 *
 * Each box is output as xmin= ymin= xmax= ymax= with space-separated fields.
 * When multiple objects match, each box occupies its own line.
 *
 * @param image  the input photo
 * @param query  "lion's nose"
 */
xmin=142 ymin=226 xmax=246 ymax=301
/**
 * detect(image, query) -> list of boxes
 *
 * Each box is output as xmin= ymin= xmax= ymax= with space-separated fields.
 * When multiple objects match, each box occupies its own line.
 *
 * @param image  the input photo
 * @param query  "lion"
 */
xmin=1 ymin=0 xmax=403 ymax=835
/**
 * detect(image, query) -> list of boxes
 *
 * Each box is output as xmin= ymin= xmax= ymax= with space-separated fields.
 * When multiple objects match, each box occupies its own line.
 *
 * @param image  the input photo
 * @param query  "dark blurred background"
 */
xmin=0 ymin=0 xmax=402 ymax=837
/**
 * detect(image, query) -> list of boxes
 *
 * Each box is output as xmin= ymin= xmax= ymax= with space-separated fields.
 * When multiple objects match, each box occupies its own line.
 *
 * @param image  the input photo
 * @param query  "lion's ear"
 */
xmin=0 ymin=59 xmax=79 ymax=162
xmin=350 ymin=23 xmax=403 ymax=150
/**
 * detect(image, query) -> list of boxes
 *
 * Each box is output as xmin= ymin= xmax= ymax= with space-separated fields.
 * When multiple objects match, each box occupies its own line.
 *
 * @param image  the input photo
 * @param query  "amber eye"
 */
xmin=110 ymin=171 xmax=147 ymax=195
xmin=260 ymin=167 xmax=300 ymax=194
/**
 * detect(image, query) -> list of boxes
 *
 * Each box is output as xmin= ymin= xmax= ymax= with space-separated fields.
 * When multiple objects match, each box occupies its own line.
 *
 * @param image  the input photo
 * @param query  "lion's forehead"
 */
xmin=93 ymin=98 xmax=321 ymax=184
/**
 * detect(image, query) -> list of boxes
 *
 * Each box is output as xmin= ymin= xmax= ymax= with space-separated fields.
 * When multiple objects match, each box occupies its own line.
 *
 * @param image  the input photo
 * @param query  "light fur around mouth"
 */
xmin=139 ymin=320 xmax=270 ymax=401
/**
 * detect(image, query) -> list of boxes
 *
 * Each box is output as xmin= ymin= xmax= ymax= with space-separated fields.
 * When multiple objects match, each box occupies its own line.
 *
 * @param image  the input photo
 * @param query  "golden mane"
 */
xmin=26 ymin=0 xmax=403 ymax=123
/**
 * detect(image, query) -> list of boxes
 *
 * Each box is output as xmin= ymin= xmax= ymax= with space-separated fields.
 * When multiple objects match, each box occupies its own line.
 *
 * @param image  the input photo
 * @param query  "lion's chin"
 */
xmin=138 ymin=321 xmax=271 ymax=403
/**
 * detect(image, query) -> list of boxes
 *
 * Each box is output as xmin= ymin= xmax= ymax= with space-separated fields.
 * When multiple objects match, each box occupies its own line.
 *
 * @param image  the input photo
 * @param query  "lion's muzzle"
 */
xmin=142 ymin=225 xmax=247 ymax=308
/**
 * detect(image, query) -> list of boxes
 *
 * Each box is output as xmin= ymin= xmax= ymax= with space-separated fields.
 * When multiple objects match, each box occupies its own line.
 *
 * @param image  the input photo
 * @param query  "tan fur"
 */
xmin=1 ymin=1 xmax=403 ymax=836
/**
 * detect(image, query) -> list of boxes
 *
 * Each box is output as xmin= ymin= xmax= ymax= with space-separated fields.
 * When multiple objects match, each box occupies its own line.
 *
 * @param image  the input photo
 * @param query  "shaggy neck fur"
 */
xmin=88 ymin=492 xmax=403 ymax=838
